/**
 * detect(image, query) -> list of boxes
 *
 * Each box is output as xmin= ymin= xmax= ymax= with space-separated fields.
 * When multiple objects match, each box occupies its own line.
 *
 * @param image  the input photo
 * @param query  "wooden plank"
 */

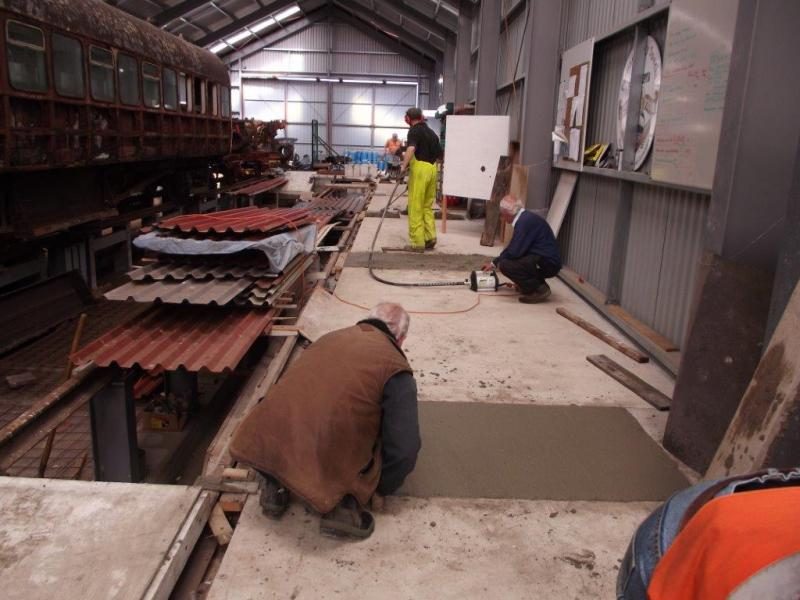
xmin=546 ymin=171 xmax=578 ymax=237
xmin=194 ymin=476 xmax=260 ymax=494
xmin=480 ymin=156 xmax=511 ymax=247
xmin=556 ymin=308 xmax=649 ymax=363
xmin=586 ymin=354 xmax=671 ymax=411
xmin=222 ymin=467 xmax=253 ymax=481
xmin=203 ymin=334 xmax=297 ymax=476
xmin=142 ymin=490 xmax=218 ymax=600
xmin=606 ymin=305 xmax=679 ymax=352
xmin=707 ymin=281 xmax=800 ymax=478
xmin=208 ymin=502 xmax=233 ymax=547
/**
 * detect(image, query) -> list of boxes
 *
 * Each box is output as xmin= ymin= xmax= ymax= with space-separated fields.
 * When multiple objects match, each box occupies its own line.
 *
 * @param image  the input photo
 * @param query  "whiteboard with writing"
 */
xmin=651 ymin=0 xmax=739 ymax=190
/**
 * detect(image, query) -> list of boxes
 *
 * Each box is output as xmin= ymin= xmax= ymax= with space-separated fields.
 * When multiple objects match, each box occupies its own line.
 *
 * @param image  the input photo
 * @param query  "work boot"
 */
xmin=425 ymin=239 xmax=437 ymax=250
xmin=320 ymin=495 xmax=375 ymax=540
xmin=401 ymin=245 xmax=425 ymax=254
xmin=256 ymin=471 xmax=289 ymax=519
xmin=519 ymin=283 xmax=552 ymax=304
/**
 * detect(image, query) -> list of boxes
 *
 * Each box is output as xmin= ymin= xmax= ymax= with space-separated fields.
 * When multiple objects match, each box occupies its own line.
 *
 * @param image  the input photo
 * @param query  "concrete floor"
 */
xmin=208 ymin=211 xmax=694 ymax=599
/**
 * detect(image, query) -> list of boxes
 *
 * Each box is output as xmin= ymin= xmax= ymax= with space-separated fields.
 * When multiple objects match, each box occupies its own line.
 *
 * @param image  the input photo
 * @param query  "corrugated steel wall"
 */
xmin=557 ymin=0 xmax=713 ymax=349
xmin=236 ymin=20 xmax=429 ymax=156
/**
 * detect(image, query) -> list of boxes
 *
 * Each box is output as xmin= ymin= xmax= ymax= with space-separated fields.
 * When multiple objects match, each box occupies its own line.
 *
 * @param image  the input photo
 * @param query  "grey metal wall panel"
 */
xmin=243 ymin=99 xmax=284 ymax=121
xmin=374 ymin=104 xmax=407 ymax=128
xmin=332 ymin=125 xmax=373 ymax=147
xmin=331 ymin=102 xmax=373 ymax=125
xmin=562 ymin=174 xmax=598 ymax=279
xmin=286 ymin=101 xmax=328 ymax=123
xmin=242 ymin=80 xmax=284 ymax=101
xmin=586 ymin=30 xmax=633 ymax=149
xmin=586 ymin=177 xmax=619 ymax=293
xmin=619 ymin=185 xmax=710 ymax=347
xmin=375 ymin=85 xmax=417 ymax=105
xmin=560 ymin=0 xmax=642 ymax=49
xmin=497 ymin=10 xmax=528 ymax=88
xmin=286 ymin=81 xmax=328 ymax=103
xmin=333 ymin=85 xmax=373 ymax=104
xmin=653 ymin=190 xmax=709 ymax=345
xmin=272 ymin=23 xmax=330 ymax=51
xmin=255 ymin=50 xmax=330 ymax=73
xmin=495 ymin=81 xmax=525 ymax=140
xmin=620 ymin=185 xmax=671 ymax=327
xmin=286 ymin=124 xmax=313 ymax=145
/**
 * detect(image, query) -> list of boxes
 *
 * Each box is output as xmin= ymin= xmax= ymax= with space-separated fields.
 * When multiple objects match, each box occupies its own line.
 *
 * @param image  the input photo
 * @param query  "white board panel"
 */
xmin=553 ymin=38 xmax=594 ymax=172
xmin=442 ymin=115 xmax=510 ymax=200
xmin=651 ymin=0 xmax=739 ymax=190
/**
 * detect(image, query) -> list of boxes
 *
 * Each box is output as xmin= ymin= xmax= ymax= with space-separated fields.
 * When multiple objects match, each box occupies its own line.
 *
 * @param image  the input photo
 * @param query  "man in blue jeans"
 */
xmin=482 ymin=195 xmax=562 ymax=303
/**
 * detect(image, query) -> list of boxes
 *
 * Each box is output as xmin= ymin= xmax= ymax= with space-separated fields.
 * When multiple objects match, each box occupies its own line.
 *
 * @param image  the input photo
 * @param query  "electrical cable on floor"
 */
xmin=366 ymin=178 xmax=465 ymax=288
xmin=327 ymin=177 xmax=520 ymax=314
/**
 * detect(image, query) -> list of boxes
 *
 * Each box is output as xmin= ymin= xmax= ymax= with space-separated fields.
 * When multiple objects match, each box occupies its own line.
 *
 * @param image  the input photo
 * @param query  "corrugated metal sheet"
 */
xmin=241 ymin=22 xmax=427 ymax=77
xmin=72 ymin=306 xmax=275 ymax=373
xmin=104 ymin=278 xmax=254 ymax=305
xmin=129 ymin=263 xmax=275 ymax=282
xmin=586 ymin=30 xmax=633 ymax=149
xmin=158 ymin=207 xmax=312 ymax=234
xmin=332 ymin=125 xmax=373 ymax=147
xmin=497 ymin=9 xmax=528 ymax=89
xmin=560 ymin=0 xmax=642 ymax=50
xmin=495 ymin=81 xmax=525 ymax=140
xmin=287 ymin=81 xmax=328 ymax=103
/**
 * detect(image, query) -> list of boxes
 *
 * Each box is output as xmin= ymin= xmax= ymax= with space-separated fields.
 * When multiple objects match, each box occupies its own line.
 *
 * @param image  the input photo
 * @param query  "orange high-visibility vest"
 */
xmin=648 ymin=487 xmax=800 ymax=600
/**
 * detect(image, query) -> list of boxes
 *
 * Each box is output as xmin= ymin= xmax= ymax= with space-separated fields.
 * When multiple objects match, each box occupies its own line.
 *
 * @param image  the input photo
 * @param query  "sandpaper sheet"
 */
xmin=400 ymin=402 xmax=688 ymax=501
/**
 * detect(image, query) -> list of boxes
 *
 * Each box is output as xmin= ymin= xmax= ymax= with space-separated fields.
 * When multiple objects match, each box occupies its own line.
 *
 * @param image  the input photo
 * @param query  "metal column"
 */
xmin=443 ymin=32 xmax=456 ymax=104
xmin=474 ymin=0 xmax=500 ymax=115
xmin=90 ymin=369 xmax=143 ymax=482
xmin=454 ymin=1 xmax=472 ymax=105
xmin=519 ymin=0 xmax=562 ymax=210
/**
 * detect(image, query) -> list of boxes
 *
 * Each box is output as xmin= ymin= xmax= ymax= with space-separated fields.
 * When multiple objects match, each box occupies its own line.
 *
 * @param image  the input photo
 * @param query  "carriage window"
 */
xmin=53 ymin=34 xmax=84 ymax=98
xmin=163 ymin=68 xmax=177 ymax=110
xmin=207 ymin=83 xmax=218 ymax=116
xmin=220 ymin=86 xmax=231 ymax=118
xmin=178 ymin=73 xmax=190 ymax=112
xmin=6 ymin=21 xmax=47 ymax=93
xmin=193 ymin=78 xmax=206 ymax=114
xmin=89 ymin=46 xmax=114 ymax=102
xmin=118 ymin=53 xmax=139 ymax=105
xmin=142 ymin=62 xmax=161 ymax=108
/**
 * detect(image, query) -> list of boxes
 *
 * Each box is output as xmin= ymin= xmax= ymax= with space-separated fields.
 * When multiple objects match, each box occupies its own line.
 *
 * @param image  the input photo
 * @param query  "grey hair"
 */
xmin=368 ymin=302 xmax=410 ymax=340
xmin=500 ymin=194 xmax=523 ymax=214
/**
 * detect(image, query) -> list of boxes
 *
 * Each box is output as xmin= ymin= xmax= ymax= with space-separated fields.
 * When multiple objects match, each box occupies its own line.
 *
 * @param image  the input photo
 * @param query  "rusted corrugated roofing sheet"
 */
xmin=104 ymin=278 xmax=256 ymax=305
xmin=157 ymin=207 xmax=313 ymax=234
xmin=72 ymin=306 xmax=274 ymax=373
xmin=223 ymin=177 xmax=288 ymax=198
xmin=129 ymin=262 xmax=276 ymax=282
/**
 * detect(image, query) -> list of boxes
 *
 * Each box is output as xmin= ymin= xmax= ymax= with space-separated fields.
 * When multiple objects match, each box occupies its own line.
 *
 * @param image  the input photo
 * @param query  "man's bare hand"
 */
xmin=481 ymin=262 xmax=495 ymax=272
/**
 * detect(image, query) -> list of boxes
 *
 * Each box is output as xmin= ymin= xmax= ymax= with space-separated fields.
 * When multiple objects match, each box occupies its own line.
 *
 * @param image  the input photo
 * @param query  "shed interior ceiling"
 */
xmin=106 ymin=0 xmax=471 ymax=56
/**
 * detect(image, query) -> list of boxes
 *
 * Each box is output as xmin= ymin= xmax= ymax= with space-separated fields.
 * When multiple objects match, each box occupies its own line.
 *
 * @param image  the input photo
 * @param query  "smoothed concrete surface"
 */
xmin=402 ymin=402 xmax=688 ymax=501
xmin=207 ymin=495 xmax=655 ymax=600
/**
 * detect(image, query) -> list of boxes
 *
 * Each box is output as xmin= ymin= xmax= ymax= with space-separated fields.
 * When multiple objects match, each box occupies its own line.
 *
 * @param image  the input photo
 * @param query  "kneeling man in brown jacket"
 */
xmin=229 ymin=302 xmax=420 ymax=539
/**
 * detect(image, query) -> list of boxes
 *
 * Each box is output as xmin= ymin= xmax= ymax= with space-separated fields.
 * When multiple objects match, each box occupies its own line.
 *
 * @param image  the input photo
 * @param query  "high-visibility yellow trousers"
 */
xmin=407 ymin=158 xmax=438 ymax=249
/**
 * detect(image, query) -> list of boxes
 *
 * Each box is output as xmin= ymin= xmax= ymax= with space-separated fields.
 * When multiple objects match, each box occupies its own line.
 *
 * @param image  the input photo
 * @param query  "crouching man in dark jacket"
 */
xmin=482 ymin=195 xmax=562 ymax=303
xmin=229 ymin=302 xmax=420 ymax=539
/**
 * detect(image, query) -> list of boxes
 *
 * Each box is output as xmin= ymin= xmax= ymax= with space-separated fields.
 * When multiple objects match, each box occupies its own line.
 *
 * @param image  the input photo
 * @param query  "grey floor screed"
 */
xmin=400 ymin=401 xmax=689 ymax=502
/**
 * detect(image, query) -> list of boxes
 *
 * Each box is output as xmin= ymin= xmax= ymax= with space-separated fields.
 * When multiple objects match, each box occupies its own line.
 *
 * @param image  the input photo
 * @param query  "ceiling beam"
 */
xmin=194 ymin=0 xmax=299 ymax=47
xmin=223 ymin=8 xmax=329 ymax=64
xmin=332 ymin=5 xmax=438 ymax=70
xmin=334 ymin=1 xmax=442 ymax=60
xmin=365 ymin=0 xmax=452 ymax=38
xmin=151 ymin=0 xmax=209 ymax=27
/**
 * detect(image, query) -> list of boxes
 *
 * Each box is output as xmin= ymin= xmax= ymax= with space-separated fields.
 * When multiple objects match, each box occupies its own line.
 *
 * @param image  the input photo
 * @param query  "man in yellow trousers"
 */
xmin=400 ymin=107 xmax=442 ymax=252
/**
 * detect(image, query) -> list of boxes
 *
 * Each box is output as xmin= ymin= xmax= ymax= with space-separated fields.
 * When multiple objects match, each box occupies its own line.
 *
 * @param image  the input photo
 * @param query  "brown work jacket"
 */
xmin=229 ymin=322 xmax=412 ymax=513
